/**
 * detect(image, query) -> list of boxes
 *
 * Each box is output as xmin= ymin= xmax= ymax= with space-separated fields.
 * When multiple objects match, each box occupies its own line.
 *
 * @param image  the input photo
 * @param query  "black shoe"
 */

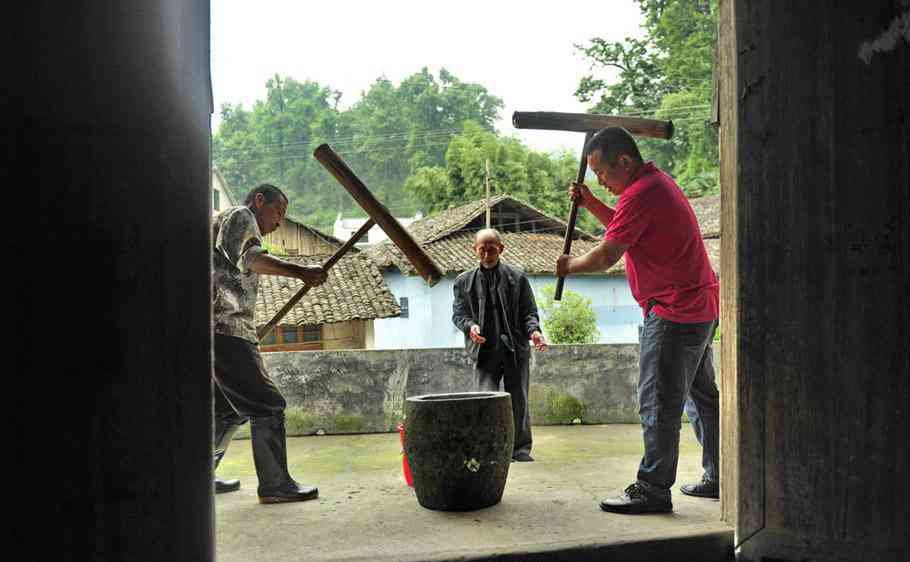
xmin=511 ymin=452 xmax=534 ymax=462
xmin=215 ymin=478 xmax=241 ymax=494
xmin=600 ymin=482 xmax=673 ymax=514
xmin=680 ymin=476 xmax=719 ymax=499
xmin=258 ymin=484 xmax=319 ymax=504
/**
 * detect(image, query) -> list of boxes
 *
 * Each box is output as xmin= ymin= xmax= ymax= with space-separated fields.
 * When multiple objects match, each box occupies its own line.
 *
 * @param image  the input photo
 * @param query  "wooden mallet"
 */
xmin=257 ymin=145 xmax=445 ymax=342
xmin=512 ymin=111 xmax=674 ymax=301
xmin=257 ymin=218 xmax=375 ymax=341
xmin=314 ymin=143 xmax=444 ymax=287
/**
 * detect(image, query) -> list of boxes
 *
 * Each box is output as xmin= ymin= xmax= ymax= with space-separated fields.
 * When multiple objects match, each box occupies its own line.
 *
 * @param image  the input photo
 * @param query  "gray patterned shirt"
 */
xmin=212 ymin=206 xmax=268 ymax=343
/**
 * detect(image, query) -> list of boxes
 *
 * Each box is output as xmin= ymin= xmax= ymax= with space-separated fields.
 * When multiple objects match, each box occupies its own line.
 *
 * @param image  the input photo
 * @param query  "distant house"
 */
xmin=254 ymin=222 xmax=400 ymax=352
xmin=211 ymin=171 xmax=400 ymax=350
xmin=263 ymin=216 xmax=344 ymax=257
xmin=334 ymin=211 xmax=423 ymax=246
xmin=212 ymin=168 xmax=236 ymax=213
xmin=255 ymin=253 xmax=400 ymax=352
xmin=689 ymin=192 xmax=720 ymax=269
xmin=365 ymin=194 xmax=720 ymax=348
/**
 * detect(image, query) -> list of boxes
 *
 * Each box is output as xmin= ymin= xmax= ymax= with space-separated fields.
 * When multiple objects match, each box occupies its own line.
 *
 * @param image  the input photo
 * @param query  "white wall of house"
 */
xmin=334 ymin=213 xmax=422 ymax=245
xmin=212 ymin=170 xmax=236 ymax=213
xmin=527 ymin=274 xmax=643 ymax=344
xmin=372 ymin=271 xmax=643 ymax=350
xmin=373 ymin=274 xmax=463 ymax=350
xmin=365 ymin=320 xmax=375 ymax=349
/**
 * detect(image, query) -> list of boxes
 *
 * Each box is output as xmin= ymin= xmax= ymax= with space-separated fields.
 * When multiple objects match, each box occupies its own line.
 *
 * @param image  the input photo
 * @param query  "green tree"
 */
xmin=212 ymin=75 xmax=346 ymax=226
xmin=343 ymin=68 xmax=503 ymax=216
xmin=574 ymin=0 xmax=718 ymax=197
xmin=537 ymin=284 xmax=600 ymax=344
xmin=213 ymin=69 xmax=503 ymax=230
xmin=405 ymin=122 xmax=608 ymax=234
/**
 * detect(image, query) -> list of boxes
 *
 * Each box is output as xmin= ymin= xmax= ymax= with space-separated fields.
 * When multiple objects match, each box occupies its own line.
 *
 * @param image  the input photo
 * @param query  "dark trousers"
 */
xmin=213 ymin=334 xmax=296 ymax=495
xmin=636 ymin=311 xmax=719 ymax=498
xmin=476 ymin=349 xmax=532 ymax=456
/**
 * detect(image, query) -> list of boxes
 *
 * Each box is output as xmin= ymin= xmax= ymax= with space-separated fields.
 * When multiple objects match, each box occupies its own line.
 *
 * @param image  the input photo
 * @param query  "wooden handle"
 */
xmin=554 ymin=131 xmax=594 ymax=302
xmin=257 ymin=218 xmax=375 ymax=342
xmin=513 ymin=111 xmax=674 ymax=139
xmin=314 ymin=144 xmax=444 ymax=287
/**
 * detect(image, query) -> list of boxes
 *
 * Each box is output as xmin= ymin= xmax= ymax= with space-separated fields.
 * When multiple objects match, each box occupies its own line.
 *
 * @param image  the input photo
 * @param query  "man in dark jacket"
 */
xmin=452 ymin=228 xmax=548 ymax=462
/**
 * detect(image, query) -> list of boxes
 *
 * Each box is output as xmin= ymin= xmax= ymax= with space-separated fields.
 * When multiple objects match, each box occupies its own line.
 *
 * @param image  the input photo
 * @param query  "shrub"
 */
xmin=538 ymin=284 xmax=599 ymax=344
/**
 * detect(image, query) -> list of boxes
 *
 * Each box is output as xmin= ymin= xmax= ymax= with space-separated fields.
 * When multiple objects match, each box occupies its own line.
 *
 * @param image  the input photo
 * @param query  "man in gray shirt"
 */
xmin=212 ymin=183 xmax=327 ymax=503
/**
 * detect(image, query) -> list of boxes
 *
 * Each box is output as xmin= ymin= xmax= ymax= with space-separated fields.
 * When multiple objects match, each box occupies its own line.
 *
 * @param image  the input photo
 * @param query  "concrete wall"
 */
xmin=373 ymin=272 xmax=643 ymax=350
xmin=261 ymin=344 xmax=721 ymax=435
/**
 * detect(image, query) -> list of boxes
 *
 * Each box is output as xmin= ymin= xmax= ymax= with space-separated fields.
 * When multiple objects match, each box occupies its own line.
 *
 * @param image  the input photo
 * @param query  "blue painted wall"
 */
xmin=372 ymin=271 xmax=643 ymax=350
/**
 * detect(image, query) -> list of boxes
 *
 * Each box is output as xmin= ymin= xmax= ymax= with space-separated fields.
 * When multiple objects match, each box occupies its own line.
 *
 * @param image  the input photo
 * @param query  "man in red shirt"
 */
xmin=556 ymin=127 xmax=720 ymax=514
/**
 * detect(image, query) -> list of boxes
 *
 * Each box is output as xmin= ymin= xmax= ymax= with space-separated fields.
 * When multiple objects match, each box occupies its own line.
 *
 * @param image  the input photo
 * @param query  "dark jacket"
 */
xmin=452 ymin=262 xmax=542 ymax=364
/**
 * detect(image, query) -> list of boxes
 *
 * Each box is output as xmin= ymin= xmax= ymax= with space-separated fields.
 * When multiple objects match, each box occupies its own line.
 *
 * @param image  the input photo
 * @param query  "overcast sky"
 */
xmin=211 ymin=0 xmax=644 ymax=155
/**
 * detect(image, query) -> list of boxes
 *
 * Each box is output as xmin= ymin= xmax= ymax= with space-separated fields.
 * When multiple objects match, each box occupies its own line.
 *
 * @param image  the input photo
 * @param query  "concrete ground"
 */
xmin=215 ymin=424 xmax=732 ymax=562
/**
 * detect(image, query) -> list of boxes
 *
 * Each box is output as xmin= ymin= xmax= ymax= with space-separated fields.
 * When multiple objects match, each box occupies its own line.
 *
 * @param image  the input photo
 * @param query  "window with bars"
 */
xmin=281 ymin=326 xmax=298 ymax=343
xmin=302 ymin=325 xmax=321 ymax=342
xmin=399 ymin=297 xmax=409 ymax=318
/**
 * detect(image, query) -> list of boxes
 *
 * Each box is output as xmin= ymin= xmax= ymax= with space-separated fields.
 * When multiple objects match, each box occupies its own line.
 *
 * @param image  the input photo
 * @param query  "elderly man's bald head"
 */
xmin=475 ymin=228 xmax=503 ymax=245
xmin=474 ymin=228 xmax=504 ymax=268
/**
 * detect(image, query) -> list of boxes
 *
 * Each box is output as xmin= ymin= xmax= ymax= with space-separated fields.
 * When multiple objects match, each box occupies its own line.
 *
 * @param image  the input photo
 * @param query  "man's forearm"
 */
xmin=568 ymin=241 xmax=625 ymax=274
xmin=249 ymin=252 xmax=299 ymax=278
xmin=453 ymin=314 xmax=473 ymax=333
xmin=585 ymin=198 xmax=616 ymax=227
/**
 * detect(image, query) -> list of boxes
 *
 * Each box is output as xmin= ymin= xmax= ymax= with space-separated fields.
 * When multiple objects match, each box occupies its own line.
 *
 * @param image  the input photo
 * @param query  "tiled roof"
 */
xmin=364 ymin=193 xmax=721 ymax=278
xmin=417 ymin=230 xmax=626 ymax=276
xmin=286 ymin=217 xmax=347 ymax=248
xmin=703 ymin=237 xmax=720 ymax=273
xmin=690 ymin=194 xmax=720 ymax=238
xmin=364 ymin=195 xmax=598 ymax=271
xmin=255 ymin=253 xmax=400 ymax=327
xmin=399 ymin=195 xmax=596 ymax=245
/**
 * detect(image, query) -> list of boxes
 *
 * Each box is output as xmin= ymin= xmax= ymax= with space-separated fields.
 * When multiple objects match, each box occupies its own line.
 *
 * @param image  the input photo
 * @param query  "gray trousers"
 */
xmin=476 ymin=349 xmax=532 ymax=456
xmin=636 ymin=311 xmax=719 ymax=498
xmin=213 ymin=334 xmax=297 ymax=495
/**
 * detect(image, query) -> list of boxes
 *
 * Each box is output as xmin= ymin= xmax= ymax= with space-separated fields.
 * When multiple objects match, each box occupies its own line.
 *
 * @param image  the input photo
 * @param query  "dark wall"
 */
xmin=14 ymin=2 xmax=213 ymax=560
xmin=730 ymin=1 xmax=909 ymax=560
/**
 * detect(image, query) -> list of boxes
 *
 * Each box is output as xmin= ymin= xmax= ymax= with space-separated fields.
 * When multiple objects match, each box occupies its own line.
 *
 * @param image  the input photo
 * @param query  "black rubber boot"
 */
xmin=215 ymin=479 xmax=241 ymax=494
xmin=213 ymin=413 xmax=246 ymax=494
xmin=251 ymin=413 xmax=318 ymax=504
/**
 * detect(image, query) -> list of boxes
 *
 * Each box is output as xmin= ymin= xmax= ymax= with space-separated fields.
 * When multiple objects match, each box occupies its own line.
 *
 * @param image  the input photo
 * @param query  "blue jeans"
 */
xmin=636 ymin=311 xmax=719 ymax=498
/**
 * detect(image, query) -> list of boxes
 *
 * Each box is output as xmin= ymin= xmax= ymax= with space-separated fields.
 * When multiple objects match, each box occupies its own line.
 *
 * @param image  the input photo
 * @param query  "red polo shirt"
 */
xmin=604 ymin=162 xmax=719 ymax=323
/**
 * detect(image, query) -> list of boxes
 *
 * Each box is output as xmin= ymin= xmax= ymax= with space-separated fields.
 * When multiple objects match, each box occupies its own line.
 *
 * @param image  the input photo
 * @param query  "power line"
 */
xmin=221 ymin=112 xmax=712 ymax=166
xmin=215 ymin=106 xmax=714 ymax=160
xmin=225 ymin=139 xmax=456 ymax=166
xmin=214 ymin=100 xmax=714 ymax=156
xmin=214 ymin=127 xmax=464 ymax=156
xmin=218 ymin=136 xmax=458 ymax=163
xmin=589 ymin=103 xmax=712 ymax=119
xmin=215 ymin=125 xmax=464 ymax=152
